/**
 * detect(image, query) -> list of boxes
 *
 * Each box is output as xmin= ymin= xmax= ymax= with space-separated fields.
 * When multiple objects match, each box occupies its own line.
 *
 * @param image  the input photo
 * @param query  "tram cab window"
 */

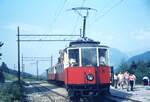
xmin=81 ymin=48 xmax=97 ymax=67
xmin=68 ymin=49 xmax=79 ymax=67
xmin=99 ymin=48 xmax=108 ymax=66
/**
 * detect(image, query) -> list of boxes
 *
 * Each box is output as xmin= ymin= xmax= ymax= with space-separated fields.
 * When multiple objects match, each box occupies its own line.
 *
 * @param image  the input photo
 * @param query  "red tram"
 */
xmin=47 ymin=38 xmax=112 ymax=100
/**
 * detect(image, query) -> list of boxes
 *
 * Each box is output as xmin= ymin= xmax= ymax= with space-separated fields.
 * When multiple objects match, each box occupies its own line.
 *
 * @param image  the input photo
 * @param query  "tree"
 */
xmin=0 ymin=42 xmax=5 ymax=83
xmin=129 ymin=61 xmax=137 ymax=74
xmin=0 ymin=42 xmax=4 ymax=60
xmin=117 ymin=60 xmax=129 ymax=73
xmin=0 ymin=62 xmax=5 ymax=83
xmin=0 ymin=42 xmax=3 ymax=47
xmin=118 ymin=59 xmax=150 ymax=84
xmin=0 ymin=62 xmax=9 ymax=72
xmin=146 ymin=60 xmax=150 ymax=67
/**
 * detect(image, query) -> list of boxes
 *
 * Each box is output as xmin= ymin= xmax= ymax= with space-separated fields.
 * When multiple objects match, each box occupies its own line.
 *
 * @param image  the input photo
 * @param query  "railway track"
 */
xmin=28 ymin=82 xmax=69 ymax=102
xmin=26 ymin=81 xmax=144 ymax=102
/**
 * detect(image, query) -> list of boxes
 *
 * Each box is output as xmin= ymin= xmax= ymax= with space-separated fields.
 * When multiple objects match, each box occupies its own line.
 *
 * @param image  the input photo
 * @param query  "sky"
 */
xmin=0 ymin=0 xmax=150 ymax=75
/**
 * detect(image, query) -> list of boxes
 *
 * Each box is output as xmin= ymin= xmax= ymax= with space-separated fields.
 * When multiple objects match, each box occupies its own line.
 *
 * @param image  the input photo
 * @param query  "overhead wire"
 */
xmin=90 ymin=0 xmax=112 ymax=23
xmin=53 ymin=0 xmax=68 ymax=24
xmin=90 ymin=0 xmax=124 ymax=25
xmin=71 ymin=0 xmax=86 ymax=35
xmin=50 ymin=0 xmax=68 ymax=33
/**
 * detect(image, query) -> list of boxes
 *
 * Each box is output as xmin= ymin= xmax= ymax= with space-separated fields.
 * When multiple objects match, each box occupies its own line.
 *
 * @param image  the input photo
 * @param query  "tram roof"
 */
xmin=68 ymin=37 xmax=108 ymax=48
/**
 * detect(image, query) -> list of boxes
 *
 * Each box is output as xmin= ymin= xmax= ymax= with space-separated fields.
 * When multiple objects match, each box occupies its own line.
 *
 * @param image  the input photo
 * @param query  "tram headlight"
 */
xmin=87 ymin=74 xmax=94 ymax=81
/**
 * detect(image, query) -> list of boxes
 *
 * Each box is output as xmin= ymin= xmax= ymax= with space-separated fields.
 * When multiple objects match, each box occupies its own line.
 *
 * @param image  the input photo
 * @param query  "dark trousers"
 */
xmin=143 ymin=79 xmax=148 ymax=85
xmin=130 ymin=80 xmax=134 ymax=91
xmin=114 ymin=80 xmax=118 ymax=88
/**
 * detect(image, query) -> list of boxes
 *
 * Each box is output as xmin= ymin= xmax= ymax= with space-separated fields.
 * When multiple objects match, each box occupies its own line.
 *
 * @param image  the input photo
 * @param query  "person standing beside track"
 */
xmin=143 ymin=76 xmax=149 ymax=86
xmin=114 ymin=73 xmax=118 ymax=89
xmin=124 ymin=71 xmax=129 ymax=91
xmin=117 ymin=72 xmax=124 ymax=89
xmin=128 ymin=73 xmax=136 ymax=91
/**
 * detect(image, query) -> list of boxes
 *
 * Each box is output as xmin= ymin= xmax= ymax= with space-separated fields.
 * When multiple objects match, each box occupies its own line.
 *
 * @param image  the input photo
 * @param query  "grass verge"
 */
xmin=0 ymin=80 xmax=25 ymax=102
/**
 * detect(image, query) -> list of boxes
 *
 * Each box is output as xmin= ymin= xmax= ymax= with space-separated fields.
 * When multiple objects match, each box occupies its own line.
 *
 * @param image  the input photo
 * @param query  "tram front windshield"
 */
xmin=81 ymin=48 xmax=97 ymax=67
xmin=68 ymin=48 xmax=108 ymax=67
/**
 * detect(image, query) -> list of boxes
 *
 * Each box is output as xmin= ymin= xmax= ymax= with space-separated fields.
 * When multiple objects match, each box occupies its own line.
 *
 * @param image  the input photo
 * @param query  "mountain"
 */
xmin=0 ymin=62 xmax=36 ymax=81
xmin=128 ymin=51 xmax=150 ymax=63
xmin=109 ymin=48 xmax=129 ymax=69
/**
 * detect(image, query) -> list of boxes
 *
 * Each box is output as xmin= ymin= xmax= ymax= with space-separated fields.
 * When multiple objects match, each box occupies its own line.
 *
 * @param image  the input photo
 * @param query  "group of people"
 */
xmin=113 ymin=71 xmax=136 ymax=91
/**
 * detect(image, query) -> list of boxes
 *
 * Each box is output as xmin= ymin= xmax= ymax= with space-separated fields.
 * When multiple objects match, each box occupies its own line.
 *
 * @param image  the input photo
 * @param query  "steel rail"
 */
xmin=31 ymin=82 xmax=69 ymax=102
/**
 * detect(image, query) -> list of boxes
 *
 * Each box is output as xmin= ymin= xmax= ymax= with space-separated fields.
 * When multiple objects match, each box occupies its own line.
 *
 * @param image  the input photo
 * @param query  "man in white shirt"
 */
xmin=143 ymin=76 xmax=149 ymax=86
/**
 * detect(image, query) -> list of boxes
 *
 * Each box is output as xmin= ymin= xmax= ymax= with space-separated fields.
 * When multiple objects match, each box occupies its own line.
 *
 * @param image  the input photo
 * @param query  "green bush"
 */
xmin=0 ymin=81 xmax=24 ymax=102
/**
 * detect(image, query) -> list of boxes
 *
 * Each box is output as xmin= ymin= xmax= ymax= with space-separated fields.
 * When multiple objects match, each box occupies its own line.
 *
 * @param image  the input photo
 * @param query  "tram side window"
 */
xmin=99 ymin=49 xmax=108 ymax=66
xmin=68 ymin=49 xmax=79 ymax=67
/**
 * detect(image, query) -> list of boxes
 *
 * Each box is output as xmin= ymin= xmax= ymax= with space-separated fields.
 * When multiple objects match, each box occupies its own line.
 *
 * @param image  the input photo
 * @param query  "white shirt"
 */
xmin=114 ymin=74 xmax=118 ymax=80
xmin=143 ymin=76 xmax=149 ymax=82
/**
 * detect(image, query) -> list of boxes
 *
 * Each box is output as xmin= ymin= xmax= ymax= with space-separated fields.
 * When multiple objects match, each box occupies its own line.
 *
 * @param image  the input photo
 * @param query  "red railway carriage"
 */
xmin=48 ymin=38 xmax=111 ymax=100
xmin=47 ymin=65 xmax=56 ymax=81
